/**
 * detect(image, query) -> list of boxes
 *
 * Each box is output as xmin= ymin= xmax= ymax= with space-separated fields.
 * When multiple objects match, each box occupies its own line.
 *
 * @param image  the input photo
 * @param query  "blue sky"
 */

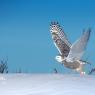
xmin=0 ymin=0 xmax=95 ymax=73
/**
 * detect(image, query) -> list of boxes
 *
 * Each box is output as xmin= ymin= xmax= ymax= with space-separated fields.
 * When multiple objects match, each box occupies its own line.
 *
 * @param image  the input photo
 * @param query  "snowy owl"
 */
xmin=50 ymin=22 xmax=91 ymax=74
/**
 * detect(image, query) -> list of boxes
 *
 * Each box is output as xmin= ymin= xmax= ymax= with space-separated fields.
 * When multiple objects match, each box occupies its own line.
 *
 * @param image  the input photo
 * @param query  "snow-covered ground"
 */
xmin=0 ymin=74 xmax=95 ymax=95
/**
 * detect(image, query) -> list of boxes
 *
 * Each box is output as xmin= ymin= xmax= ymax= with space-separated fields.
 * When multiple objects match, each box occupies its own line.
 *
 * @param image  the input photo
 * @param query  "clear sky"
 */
xmin=0 ymin=0 xmax=95 ymax=73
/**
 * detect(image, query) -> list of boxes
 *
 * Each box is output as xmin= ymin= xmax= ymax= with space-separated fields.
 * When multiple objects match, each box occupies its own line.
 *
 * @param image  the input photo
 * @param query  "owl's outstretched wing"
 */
xmin=66 ymin=29 xmax=91 ymax=61
xmin=50 ymin=22 xmax=71 ymax=57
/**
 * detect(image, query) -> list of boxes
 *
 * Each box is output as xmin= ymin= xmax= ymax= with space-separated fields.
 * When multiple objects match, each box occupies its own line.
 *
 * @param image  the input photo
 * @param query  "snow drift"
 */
xmin=0 ymin=74 xmax=95 ymax=95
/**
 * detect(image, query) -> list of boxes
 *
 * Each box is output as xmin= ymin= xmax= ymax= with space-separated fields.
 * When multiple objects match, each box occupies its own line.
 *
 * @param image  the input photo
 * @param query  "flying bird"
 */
xmin=50 ymin=22 xmax=91 ymax=74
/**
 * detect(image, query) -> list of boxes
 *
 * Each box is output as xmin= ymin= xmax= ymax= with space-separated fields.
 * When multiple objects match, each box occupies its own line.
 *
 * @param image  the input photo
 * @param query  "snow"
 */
xmin=0 ymin=74 xmax=95 ymax=95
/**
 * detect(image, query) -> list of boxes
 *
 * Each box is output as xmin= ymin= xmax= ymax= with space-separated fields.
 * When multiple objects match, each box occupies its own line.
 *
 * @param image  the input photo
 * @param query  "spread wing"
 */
xmin=66 ymin=29 xmax=91 ymax=61
xmin=50 ymin=22 xmax=71 ymax=57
